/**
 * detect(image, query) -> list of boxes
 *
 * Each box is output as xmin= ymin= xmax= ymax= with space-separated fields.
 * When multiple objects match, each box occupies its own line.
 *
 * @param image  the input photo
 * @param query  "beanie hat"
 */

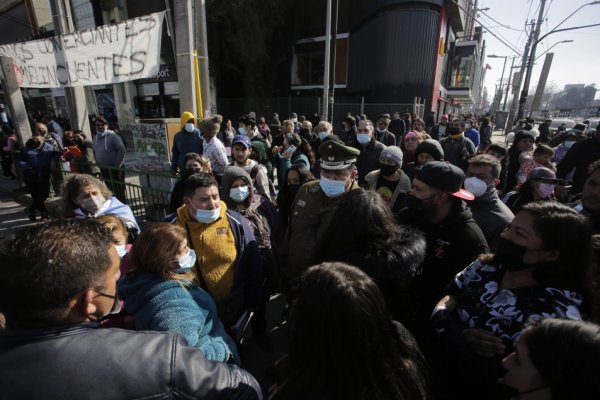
xmin=379 ymin=146 xmax=403 ymax=166
xmin=416 ymin=139 xmax=444 ymax=161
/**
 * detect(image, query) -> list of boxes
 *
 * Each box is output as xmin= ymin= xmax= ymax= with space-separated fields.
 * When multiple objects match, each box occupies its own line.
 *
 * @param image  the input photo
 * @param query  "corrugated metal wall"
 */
xmin=347 ymin=7 xmax=439 ymax=107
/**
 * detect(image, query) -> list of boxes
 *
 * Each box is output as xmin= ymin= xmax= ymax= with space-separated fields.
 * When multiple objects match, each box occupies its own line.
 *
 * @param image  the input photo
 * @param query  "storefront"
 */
xmin=134 ymin=64 xmax=180 ymax=119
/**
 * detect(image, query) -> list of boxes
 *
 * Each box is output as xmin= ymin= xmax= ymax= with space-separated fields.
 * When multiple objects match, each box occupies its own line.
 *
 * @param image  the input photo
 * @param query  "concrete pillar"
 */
xmin=1 ymin=56 xmax=33 ymax=147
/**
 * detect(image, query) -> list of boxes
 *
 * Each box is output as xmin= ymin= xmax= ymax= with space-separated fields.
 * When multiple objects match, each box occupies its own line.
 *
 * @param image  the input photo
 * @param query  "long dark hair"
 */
xmin=524 ymin=319 xmax=600 ymax=400
xmin=320 ymin=189 xmax=425 ymax=272
xmin=287 ymin=133 xmax=317 ymax=167
xmin=276 ymin=262 xmax=429 ymax=400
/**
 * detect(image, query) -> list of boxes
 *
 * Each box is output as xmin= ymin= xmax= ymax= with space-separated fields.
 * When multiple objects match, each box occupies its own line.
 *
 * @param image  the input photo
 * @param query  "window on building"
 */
xmin=292 ymin=35 xmax=348 ymax=88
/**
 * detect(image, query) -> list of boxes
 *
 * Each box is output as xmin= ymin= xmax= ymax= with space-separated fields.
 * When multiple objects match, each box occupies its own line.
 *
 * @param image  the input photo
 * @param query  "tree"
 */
xmin=205 ymin=0 xmax=297 ymax=99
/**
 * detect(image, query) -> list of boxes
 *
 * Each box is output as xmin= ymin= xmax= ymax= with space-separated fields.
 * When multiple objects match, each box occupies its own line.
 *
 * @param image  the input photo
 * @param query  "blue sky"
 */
xmin=478 ymin=0 xmax=600 ymax=98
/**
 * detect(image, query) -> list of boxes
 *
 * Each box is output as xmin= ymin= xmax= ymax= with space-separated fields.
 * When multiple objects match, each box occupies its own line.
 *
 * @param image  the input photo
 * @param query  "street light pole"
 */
xmin=503 ymin=57 xmax=517 ymax=111
xmin=535 ymin=40 xmax=573 ymax=61
xmin=488 ymin=54 xmax=508 ymax=113
xmin=516 ymin=0 xmax=546 ymax=121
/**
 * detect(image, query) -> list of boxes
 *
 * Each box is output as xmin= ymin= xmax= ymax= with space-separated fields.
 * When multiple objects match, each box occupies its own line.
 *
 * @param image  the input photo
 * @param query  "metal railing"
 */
xmin=54 ymin=163 xmax=174 ymax=225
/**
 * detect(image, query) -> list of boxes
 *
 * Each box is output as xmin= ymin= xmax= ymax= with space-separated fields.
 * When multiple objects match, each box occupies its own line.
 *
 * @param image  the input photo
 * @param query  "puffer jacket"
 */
xmin=0 ymin=324 xmax=262 ymax=399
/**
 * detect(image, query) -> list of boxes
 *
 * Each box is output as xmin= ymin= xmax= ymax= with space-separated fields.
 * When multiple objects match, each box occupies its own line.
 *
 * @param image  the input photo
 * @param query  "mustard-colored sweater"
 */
xmin=177 ymin=202 xmax=237 ymax=301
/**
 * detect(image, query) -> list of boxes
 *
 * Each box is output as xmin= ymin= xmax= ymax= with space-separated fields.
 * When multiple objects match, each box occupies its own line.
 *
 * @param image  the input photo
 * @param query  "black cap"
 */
xmin=415 ymin=161 xmax=474 ymax=200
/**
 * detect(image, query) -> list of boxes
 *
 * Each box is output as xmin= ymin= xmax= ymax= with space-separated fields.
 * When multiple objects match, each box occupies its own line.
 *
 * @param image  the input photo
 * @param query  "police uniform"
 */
xmin=280 ymin=141 xmax=360 ymax=289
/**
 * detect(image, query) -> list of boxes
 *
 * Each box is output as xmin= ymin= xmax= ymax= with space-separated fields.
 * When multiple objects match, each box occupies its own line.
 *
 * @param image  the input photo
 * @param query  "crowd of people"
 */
xmin=1 ymin=108 xmax=600 ymax=399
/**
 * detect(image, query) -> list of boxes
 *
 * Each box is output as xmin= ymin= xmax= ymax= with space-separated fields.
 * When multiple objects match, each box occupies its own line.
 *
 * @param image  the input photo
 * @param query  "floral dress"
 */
xmin=443 ymin=260 xmax=582 ymax=347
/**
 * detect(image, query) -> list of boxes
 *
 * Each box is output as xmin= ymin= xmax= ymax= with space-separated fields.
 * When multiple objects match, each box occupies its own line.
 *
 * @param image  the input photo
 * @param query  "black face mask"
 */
xmin=300 ymin=128 xmax=310 ymax=137
xmin=379 ymin=163 xmax=398 ymax=177
xmin=287 ymin=184 xmax=300 ymax=198
xmin=494 ymin=236 xmax=530 ymax=271
xmin=406 ymin=194 xmax=437 ymax=216
xmin=184 ymin=167 xmax=202 ymax=178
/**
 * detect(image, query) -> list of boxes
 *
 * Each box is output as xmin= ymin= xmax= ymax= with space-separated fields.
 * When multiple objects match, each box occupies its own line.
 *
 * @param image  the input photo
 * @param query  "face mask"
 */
xmin=465 ymin=123 xmax=472 ymax=129
xmin=357 ymin=133 xmax=371 ymax=145
xmin=318 ymin=131 xmax=329 ymax=140
xmin=287 ymin=183 xmax=300 ymax=198
xmin=406 ymin=194 xmax=437 ymax=216
xmin=184 ymin=123 xmax=195 ymax=133
xmin=195 ymin=206 xmax=221 ymax=224
xmin=238 ymin=127 xmax=247 ymax=136
xmin=319 ymin=175 xmax=347 ymax=198
xmin=494 ymin=236 xmax=530 ymax=271
xmin=379 ymin=163 xmax=398 ymax=177
xmin=464 ymin=177 xmax=489 ymax=197
xmin=97 ymin=128 xmax=106 ymax=135
xmin=563 ymin=141 xmax=575 ymax=149
xmin=230 ymin=185 xmax=250 ymax=203
xmin=184 ymin=167 xmax=202 ymax=177
xmin=535 ymin=183 xmax=555 ymax=199
xmin=80 ymin=195 xmax=106 ymax=214
xmin=174 ymin=249 xmax=197 ymax=274
xmin=376 ymin=127 xmax=385 ymax=133
xmin=115 ymin=244 xmax=128 ymax=258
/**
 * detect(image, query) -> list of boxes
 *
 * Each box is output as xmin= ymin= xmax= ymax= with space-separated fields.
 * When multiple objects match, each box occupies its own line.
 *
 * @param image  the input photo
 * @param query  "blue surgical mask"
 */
xmin=115 ymin=244 xmax=128 ymax=258
xmin=185 ymin=122 xmax=195 ymax=133
xmin=238 ymin=127 xmax=247 ymax=136
xmin=174 ymin=249 xmax=197 ymax=273
xmin=319 ymin=175 xmax=347 ymax=198
xmin=319 ymin=131 xmax=329 ymax=140
xmin=357 ymin=133 xmax=371 ymax=145
xmin=230 ymin=185 xmax=250 ymax=203
xmin=195 ymin=206 xmax=221 ymax=224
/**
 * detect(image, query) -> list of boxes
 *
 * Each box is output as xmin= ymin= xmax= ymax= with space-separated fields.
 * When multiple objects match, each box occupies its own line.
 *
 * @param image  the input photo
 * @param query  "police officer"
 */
xmin=280 ymin=140 xmax=360 ymax=290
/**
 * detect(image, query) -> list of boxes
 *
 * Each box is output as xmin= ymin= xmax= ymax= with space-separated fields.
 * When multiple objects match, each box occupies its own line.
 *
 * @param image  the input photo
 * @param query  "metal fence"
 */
xmin=216 ymin=96 xmax=426 ymax=129
xmin=54 ymin=164 xmax=174 ymax=225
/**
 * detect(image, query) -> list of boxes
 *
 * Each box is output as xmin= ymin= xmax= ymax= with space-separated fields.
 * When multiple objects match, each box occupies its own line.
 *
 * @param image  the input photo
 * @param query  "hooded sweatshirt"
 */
xmin=93 ymin=129 xmax=126 ymax=167
xmin=171 ymin=111 xmax=203 ymax=174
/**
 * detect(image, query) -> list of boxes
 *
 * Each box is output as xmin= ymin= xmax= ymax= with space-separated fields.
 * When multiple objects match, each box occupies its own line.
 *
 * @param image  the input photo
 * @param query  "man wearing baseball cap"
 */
xmin=229 ymin=134 xmax=273 ymax=202
xmin=280 ymin=139 xmax=360 ymax=290
xmin=396 ymin=161 xmax=489 ymax=346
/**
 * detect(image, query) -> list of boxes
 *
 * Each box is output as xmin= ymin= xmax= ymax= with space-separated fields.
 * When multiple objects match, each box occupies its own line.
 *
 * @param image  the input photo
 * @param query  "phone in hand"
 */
xmin=284 ymin=145 xmax=297 ymax=157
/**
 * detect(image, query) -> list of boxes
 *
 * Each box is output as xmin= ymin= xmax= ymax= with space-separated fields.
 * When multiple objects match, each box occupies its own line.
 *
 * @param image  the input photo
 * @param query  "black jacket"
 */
xmin=396 ymin=201 xmax=489 ymax=331
xmin=469 ymin=189 xmax=514 ymax=249
xmin=0 ymin=324 xmax=262 ymax=400
xmin=350 ymin=138 xmax=386 ymax=182
xmin=557 ymin=138 xmax=600 ymax=195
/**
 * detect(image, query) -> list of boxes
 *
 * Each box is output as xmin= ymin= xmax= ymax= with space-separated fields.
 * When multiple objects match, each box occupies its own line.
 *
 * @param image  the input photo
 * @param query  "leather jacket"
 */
xmin=0 ymin=323 xmax=262 ymax=400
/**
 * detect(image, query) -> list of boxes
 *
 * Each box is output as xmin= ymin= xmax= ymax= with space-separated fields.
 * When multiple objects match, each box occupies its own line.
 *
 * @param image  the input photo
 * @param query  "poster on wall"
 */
xmin=0 ymin=11 xmax=165 ymax=88
xmin=132 ymin=121 xmax=172 ymax=192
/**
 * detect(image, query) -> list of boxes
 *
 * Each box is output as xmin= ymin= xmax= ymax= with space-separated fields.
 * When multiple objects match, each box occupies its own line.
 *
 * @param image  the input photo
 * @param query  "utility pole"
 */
xmin=174 ymin=0 xmax=198 ymax=117
xmin=328 ymin=0 xmax=339 ymax=123
xmin=195 ymin=0 xmax=211 ymax=116
xmin=517 ymin=0 xmax=546 ymax=120
xmin=505 ymin=22 xmax=535 ymax=134
xmin=529 ymin=52 xmax=554 ymax=115
xmin=322 ymin=0 xmax=332 ymax=121
xmin=502 ymin=57 xmax=517 ymax=111
xmin=50 ymin=0 xmax=90 ymax=136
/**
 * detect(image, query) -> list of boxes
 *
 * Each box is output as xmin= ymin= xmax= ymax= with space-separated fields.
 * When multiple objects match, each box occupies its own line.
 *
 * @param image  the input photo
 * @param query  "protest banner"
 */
xmin=0 ymin=11 xmax=165 ymax=88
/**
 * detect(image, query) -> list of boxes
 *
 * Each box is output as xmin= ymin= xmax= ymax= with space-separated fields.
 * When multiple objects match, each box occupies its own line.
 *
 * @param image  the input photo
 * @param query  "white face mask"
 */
xmin=184 ymin=123 xmax=195 ymax=133
xmin=80 ymin=195 xmax=106 ymax=214
xmin=115 ymin=244 xmax=128 ymax=258
xmin=563 ymin=140 xmax=575 ymax=149
xmin=465 ymin=123 xmax=472 ymax=129
xmin=464 ymin=177 xmax=489 ymax=197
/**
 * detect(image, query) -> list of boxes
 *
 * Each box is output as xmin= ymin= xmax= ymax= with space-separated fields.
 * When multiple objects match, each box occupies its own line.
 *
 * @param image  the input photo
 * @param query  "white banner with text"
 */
xmin=0 ymin=11 xmax=165 ymax=88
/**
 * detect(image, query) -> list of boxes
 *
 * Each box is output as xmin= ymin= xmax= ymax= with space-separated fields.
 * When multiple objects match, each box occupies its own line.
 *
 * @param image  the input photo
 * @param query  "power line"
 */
xmin=478 ymin=9 xmax=522 ymax=31
xmin=450 ymin=0 xmax=521 ymax=54
xmin=478 ymin=13 xmax=523 ymax=51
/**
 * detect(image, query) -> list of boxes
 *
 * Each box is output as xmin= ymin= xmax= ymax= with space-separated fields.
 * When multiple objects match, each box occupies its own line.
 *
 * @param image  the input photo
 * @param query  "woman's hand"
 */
xmin=463 ymin=328 xmax=506 ymax=358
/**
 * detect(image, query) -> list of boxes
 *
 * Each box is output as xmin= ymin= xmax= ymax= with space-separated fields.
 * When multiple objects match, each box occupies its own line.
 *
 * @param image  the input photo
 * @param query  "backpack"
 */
xmin=250 ymin=163 xmax=277 ymax=201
